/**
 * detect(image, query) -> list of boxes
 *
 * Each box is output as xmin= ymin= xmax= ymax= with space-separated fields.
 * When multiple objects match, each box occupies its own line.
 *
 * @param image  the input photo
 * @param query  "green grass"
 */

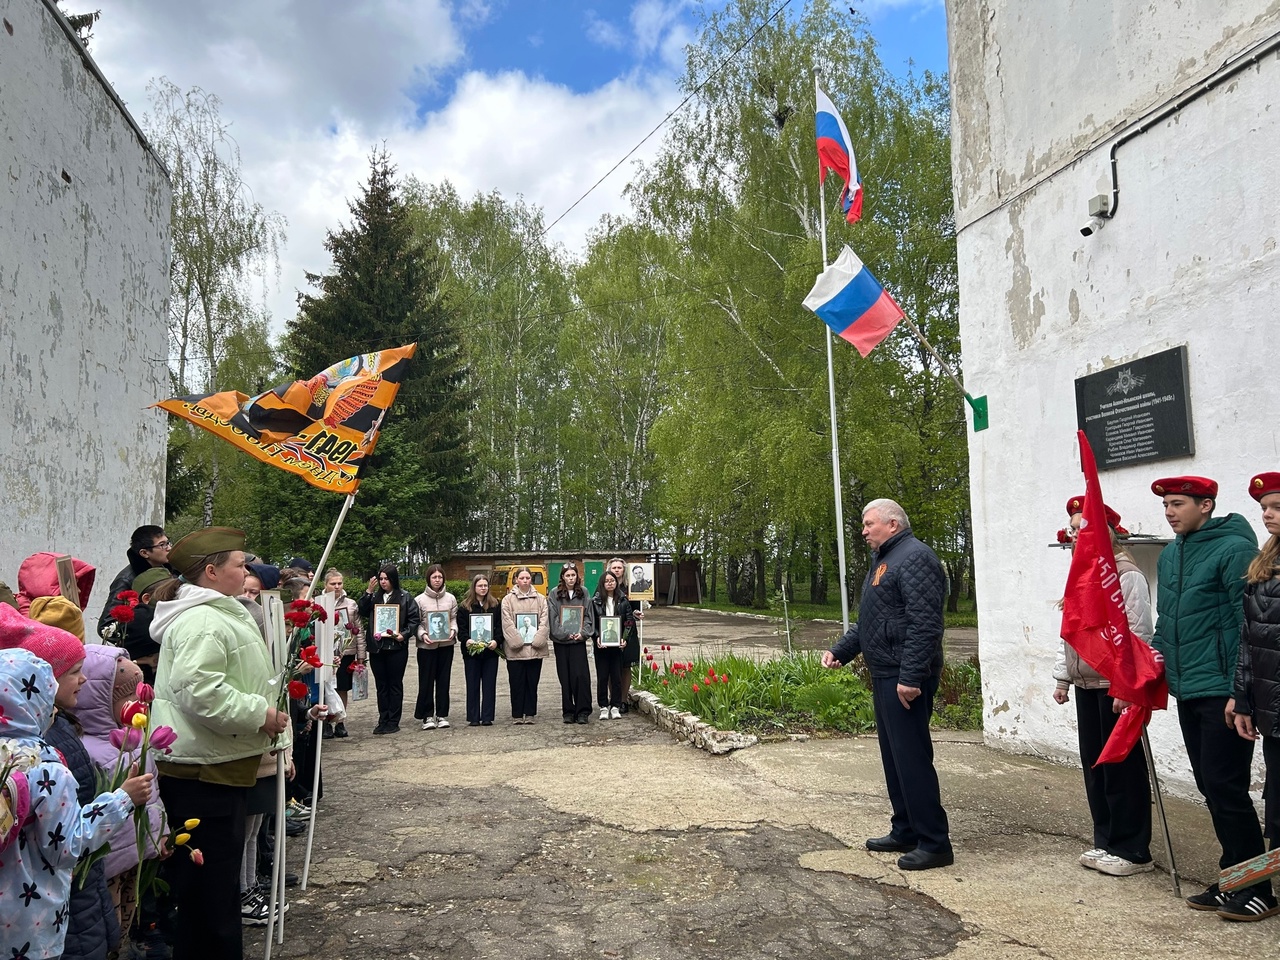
xmin=683 ymin=597 xmax=979 ymax=630
xmin=636 ymin=649 xmax=983 ymax=737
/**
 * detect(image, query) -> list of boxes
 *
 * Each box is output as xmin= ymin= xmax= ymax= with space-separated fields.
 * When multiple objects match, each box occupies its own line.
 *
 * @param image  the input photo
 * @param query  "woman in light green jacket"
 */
xmin=150 ymin=527 xmax=291 ymax=960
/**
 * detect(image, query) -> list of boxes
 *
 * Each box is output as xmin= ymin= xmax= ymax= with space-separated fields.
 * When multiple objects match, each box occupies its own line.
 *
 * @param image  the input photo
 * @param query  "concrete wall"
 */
xmin=947 ymin=0 xmax=1280 ymax=796
xmin=0 ymin=0 xmax=170 ymax=617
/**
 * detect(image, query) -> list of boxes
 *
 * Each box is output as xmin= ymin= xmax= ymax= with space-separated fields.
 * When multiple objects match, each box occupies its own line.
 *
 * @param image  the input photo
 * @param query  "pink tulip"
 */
xmin=135 ymin=682 xmax=155 ymax=704
xmin=148 ymin=725 xmax=178 ymax=753
xmin=189 ymin=848 xmax=205 ymax=865
xmin=110 ymin=728 xmax=142 ymax=752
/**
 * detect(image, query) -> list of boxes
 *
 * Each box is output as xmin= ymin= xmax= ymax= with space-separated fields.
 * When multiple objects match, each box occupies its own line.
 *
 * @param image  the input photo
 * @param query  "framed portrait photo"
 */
xmin=427 ymin=611 xmax=450 ymax=642
xmin=470 ymin=613 xmax=494 ymax=644
xmin=559 ymin=605 xmax=584 ymax=636
xmin=373 ymin=603 xmax=401 ymax=637
xmin=599 ymin=616 xmax=622 ymax=647
xmin=515 ymin=612 xmax=538 ymax=645
xmin=628 ymin=562 xmax=655 ymax=601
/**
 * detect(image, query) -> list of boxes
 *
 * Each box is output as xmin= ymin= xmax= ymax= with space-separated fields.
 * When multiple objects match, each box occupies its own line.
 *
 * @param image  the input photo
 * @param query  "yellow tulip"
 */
xmin=131 ymin=714 xmax=148 ymax=729
xmin=174 ymin=832 xmax=190 ymax=846
xmin=184 ymin=818 xmax=201 ymax=830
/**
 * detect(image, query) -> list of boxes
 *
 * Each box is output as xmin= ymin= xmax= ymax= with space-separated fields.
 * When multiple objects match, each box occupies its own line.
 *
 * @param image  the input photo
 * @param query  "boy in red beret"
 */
xmin=1150 ymin=475 xmax=1271 ymax=920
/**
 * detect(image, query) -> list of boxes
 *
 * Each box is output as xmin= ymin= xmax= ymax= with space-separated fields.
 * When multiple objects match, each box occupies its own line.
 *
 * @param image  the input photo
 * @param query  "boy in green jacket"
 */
xmin=1150 ymin=475 xmax=1272 ymax=921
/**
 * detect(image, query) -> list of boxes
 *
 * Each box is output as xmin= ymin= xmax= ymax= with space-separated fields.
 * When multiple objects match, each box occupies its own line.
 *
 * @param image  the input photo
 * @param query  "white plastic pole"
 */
xmin=815 ymin=69 xmax=851 ymax=634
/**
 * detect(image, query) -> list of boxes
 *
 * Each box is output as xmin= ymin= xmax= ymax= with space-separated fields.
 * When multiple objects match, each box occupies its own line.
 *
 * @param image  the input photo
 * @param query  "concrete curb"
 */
xmin=666 ymin=604 xmax=843 ymax=626
xmin=629 ymin=689 xmax=759 ymax=755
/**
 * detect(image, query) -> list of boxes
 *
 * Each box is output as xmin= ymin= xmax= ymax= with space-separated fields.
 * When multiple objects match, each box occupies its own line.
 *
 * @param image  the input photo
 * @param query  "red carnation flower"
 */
xmin=289 ymin=599 xmax=312 ymax=610
xmin=118 ymin=590 xmax=139 ymax=605
xmin=301 ymin=645 xmax=323 ymax=668
xmin=287 ymin=680 xmax=310 ymax=700
xmin=111 ymin=604 xmax=136 ymax=625
xmin=284 ymin=611 xmax=312 ymax=629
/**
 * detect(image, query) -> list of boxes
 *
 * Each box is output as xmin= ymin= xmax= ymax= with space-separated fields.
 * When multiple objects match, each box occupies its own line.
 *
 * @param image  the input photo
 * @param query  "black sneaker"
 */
xmin=241 ymin=891 xmax=269 ymax=926
xmin=1217 ymin=888 xmax=1280 ymax=922
xmin=1187 ymin=883 xmax=1229 ymax=911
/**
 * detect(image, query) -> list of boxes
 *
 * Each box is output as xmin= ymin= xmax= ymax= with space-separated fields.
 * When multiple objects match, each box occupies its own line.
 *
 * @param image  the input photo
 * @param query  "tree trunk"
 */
xmin=810 ymin=531 xmax=827 ymax=604
xmin=752 ymin=545 xmax=767 ymax=608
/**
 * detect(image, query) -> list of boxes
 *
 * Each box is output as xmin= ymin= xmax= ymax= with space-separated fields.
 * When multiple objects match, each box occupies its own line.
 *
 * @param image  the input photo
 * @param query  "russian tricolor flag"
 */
xmin=816 ymin=85 xmax=863 ymax=224
xmin=803 ymin=246 xmax=904 ymax=357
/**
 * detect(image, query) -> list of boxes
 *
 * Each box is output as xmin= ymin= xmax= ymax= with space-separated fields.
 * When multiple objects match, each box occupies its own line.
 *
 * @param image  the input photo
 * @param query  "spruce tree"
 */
xmin=267 ymin=149 xmax=472 ymax=572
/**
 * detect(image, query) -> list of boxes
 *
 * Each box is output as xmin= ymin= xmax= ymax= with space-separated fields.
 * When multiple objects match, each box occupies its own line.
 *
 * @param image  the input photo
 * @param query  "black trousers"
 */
xmin=464 ymin=653 xmax=499 ymax=723
xmin=1178 ymin=696 xmax=1265 ymax=878
xmin=872 ymin=675 xmax=951 ymax=855
xmin=369 ymin=643 xmax=409 ymax=728
xmin=159 ymin=776 xmax=248 ymax=960
xmin=595 ymin=647 xmax=624 ymax=708
xmin=415 ymin=645 xmax=455 ymax=719
xmin=554 ymin=642 xmax=593 ymax=718
xmin=507 ymin=659 xmax=543 ymax=717
xmin=1074 ymin=687 xmax=1151 ymax=862
xmin=1265 ymin=735 xmax=1280 ymax=847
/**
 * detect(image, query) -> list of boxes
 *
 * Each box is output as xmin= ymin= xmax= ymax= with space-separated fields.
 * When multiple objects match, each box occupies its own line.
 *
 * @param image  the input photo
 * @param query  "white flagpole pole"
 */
xmin=815 ymin=69 xmax=851 ymax=634
xmin=304 ymin=491 xmax=358 ymax=601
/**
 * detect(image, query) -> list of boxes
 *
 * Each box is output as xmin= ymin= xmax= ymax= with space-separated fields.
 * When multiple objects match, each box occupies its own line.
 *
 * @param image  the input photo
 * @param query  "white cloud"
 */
xmin=84 ymin=1 xmax=682 ymax=330
xmin=584 ymin=10 xmax=626 ymax=50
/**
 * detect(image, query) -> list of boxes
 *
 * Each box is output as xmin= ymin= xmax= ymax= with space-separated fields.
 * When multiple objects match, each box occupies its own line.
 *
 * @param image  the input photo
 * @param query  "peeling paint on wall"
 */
xmin=950 ymin=0 xmax=1280 ymax=799
xmin=0 ymin=0 xmax=171 ymax=621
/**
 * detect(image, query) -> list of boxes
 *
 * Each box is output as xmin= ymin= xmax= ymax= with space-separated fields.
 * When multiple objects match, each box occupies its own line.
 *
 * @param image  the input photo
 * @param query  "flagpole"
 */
xmin=1141 ymin=730 xmax=1182 ymax=898
xmin=815 ymin=68 xmax=851 ymax=633
xmin=304 ymin=491 xmax=358 ymax=602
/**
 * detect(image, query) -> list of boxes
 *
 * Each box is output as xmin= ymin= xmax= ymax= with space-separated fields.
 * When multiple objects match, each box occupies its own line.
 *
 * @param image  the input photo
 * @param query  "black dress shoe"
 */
xmin=897 ymin=848 xmax=954 ymax=871
xmin=866 ymin=834 xmax=916 ymax=853
xmin=321 ymin=725 xmax=334 ymax=740
xmin=334 ymin=722 xmax=349 ymax=738
xmin=384 ymin=723 xmax=400 ymax=734
xmin=576 ymin=715 xmax=590 ymax=724
xmin=373 ymin=724 xmax=387 ymax=735
xmin=480 ymin=720 xmax=492 ymax=726
xmin=563 ymin=715 xmax=576 ymax=724
xmin=468 ymin=721 xmax=479 ymax=726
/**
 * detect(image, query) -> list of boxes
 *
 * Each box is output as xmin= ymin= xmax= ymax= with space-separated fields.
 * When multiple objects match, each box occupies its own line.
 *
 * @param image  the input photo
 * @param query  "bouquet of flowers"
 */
xmin=100 ymin=589 xmax=140 ymax=642
xmin=272 ymin=601 xmax=328 ymax=726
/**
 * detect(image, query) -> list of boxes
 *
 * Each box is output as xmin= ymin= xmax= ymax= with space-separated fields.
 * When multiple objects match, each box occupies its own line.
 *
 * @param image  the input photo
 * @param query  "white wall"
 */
xmin=0 ymin=0 xmax=170 ymax=614
xmin=947 ymin=0 xmax=1280 ymax=796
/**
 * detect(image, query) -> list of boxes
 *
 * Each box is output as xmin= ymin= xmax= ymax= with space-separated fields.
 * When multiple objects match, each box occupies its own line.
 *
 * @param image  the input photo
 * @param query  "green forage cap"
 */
xmin=132 ymin=568 xmax=174 ymax=597
xmin=169 ymin=527 xmax=246 ymax=575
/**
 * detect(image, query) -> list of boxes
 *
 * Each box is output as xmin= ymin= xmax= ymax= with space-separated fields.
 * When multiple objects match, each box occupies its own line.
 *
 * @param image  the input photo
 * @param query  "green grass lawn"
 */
xmin=683 ymin=596 xmax=979 ymax=630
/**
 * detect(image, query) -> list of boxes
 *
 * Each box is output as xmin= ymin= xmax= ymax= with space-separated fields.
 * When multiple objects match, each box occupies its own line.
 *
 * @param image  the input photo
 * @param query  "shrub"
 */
xmin=636 ymin=647 xmax=983 ymax=735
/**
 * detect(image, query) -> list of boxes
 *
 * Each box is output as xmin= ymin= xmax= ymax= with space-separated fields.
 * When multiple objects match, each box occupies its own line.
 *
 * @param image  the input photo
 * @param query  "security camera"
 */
xmin=1080 ymin=215 xmax=1106 ymax=237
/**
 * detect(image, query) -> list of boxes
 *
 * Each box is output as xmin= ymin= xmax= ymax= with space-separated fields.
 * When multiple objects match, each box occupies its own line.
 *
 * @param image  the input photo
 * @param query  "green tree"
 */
xmin=628 ymin=0 xmax=966 ymax=605
xmin=272 ymin=149 xmax=473 ymax=572
xmin=145 ymin=78 xmax=285 ymax=525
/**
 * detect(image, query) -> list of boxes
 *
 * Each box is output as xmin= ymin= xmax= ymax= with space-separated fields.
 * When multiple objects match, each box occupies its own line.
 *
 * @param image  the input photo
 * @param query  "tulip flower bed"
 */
xmin=636 ymin=648 xmax=982 ymax=737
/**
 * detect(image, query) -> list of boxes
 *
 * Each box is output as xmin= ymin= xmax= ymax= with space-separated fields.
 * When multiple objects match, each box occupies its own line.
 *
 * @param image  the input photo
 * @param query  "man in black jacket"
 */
xmin=823 ymin=498 xmax=953 ymax=870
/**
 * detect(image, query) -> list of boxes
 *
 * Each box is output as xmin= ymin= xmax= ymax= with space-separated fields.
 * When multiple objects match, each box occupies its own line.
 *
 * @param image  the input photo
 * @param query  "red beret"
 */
xmin=1249 ymin=472 xmax=1280 ymax=502
xmin=1151 ymin=476 xmax=1217 ymax=499
xmin=1064 ymin=496 xmax=1124 ymax=531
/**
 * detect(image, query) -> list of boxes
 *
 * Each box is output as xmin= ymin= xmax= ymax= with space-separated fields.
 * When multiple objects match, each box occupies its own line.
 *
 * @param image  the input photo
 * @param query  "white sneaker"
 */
xmin=600 ymin=707 xmax=610 ymax=720
xmin=421 ymin=718 xmax=436 ymax=730
xmin=609 ymin=706 xmax=621 ymax=719
xmin=1093 ymin=854 xmax=1154 ymax=877
xmin=1079 ymin=848 xmax=1105 ymax=869
xmin=436 ymin=718 xmax=450 ymax=729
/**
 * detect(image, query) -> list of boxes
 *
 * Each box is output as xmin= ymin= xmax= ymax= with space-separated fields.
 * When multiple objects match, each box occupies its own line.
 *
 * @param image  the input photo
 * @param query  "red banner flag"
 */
xmin=1060 ymin=430 xmax=1168 ymax=763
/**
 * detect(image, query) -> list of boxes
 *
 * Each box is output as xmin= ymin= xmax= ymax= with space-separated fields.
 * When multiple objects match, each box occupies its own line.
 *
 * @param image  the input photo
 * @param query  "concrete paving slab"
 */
xmin=250 ymin=609 xmax=1274 ymax=959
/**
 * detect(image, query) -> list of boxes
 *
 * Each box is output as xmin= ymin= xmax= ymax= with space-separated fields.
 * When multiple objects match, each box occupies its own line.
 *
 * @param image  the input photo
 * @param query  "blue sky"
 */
xmin=432 ymin=1 xmax=947 ymax=107
xmin=89 ymin=0 xmax=947 ymax=326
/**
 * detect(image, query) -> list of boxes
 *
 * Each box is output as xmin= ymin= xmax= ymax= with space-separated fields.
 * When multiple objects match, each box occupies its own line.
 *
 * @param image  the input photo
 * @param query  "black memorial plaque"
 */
xmin=1075 ymin=346 xmax=1194 ymax=470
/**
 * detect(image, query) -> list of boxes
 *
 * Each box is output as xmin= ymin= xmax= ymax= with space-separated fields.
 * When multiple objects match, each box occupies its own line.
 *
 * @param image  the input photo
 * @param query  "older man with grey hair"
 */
xmin=822 ymin=498 xmax=953 ymax=870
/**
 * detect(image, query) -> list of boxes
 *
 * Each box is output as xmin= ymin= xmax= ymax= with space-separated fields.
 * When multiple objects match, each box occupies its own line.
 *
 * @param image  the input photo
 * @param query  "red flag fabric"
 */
xmin=1060 ymin=430 xmax=1168 ymax=763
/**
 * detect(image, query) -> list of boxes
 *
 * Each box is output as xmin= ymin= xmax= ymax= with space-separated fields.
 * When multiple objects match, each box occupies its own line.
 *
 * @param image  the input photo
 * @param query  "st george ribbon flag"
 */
xmin=802 ymin=245 xmax=904 ymax=357
xmin=1060 ymin=430 xmax=1168 ymax=764
xmin=815 ymin=82 xmax=863 ymax=224
xmin=157 ymin=343 xmax=417 ymax=495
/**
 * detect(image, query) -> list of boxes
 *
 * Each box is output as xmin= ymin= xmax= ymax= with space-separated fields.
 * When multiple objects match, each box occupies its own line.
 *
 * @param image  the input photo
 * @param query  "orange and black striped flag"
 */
xmin=157 ymin=344 xmax=416 ymax=494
